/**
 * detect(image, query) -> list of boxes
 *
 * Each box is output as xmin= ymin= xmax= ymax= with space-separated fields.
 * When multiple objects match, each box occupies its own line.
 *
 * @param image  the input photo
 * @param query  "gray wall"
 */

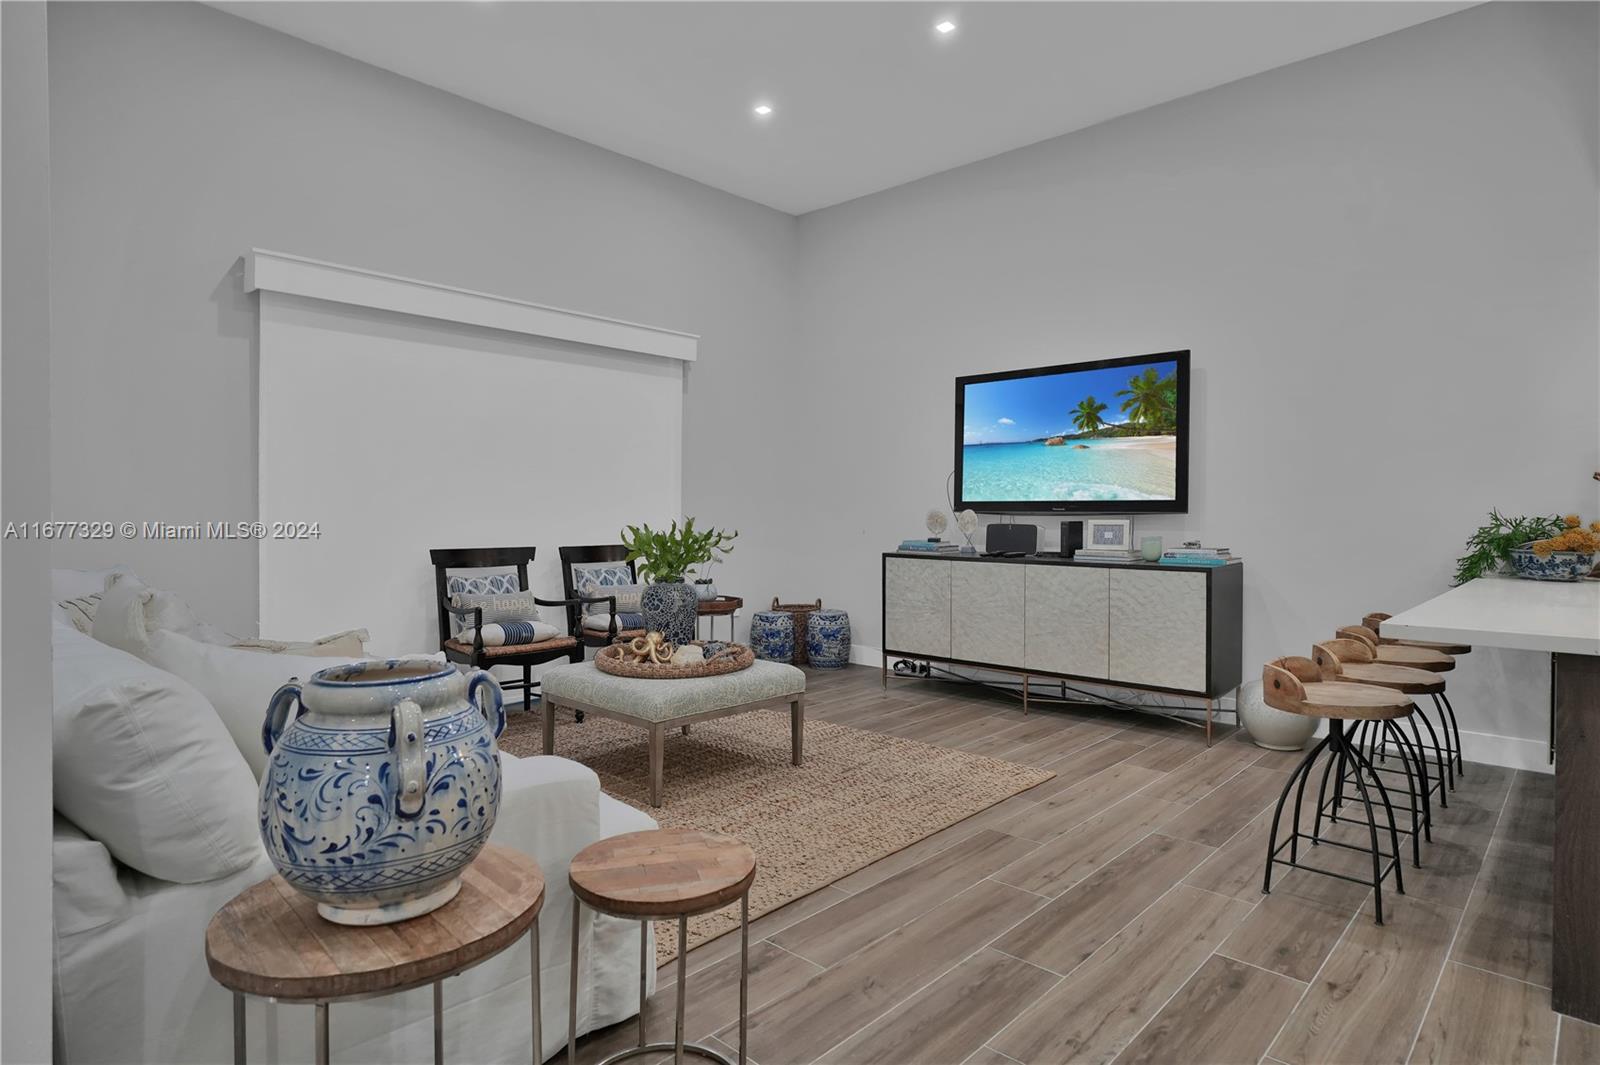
xmin=46 ymin=1 xmax=799 ymax=636
xmin=793 ymin=2 xmax=1598 ymax=758
xmin=3 ymin=3 xmax=55 ymax=1060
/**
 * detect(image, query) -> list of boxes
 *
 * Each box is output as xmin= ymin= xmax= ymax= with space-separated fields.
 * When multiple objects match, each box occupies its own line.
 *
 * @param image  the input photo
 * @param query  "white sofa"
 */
xmin=51 ymin=570 xmax=655 ymax=1064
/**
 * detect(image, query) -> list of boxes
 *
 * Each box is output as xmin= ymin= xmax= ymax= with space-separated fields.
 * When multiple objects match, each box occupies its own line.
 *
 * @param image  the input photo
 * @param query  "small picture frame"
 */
xmin=1086 ymin=518 xmax=1132 ymax=549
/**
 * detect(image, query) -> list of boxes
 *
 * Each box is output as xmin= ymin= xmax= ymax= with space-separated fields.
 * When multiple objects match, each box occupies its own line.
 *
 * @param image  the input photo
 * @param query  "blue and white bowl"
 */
xmin=1509 ymin=543 xmax=1595 ymax=582
xmin=259 ymin=657 xmax=505 ymax=925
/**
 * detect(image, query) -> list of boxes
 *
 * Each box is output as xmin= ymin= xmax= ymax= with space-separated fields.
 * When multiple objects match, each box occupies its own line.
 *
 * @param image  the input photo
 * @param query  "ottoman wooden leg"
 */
xmin=791 ymin=696 xmax=805 ymax=766
xmin=648 ymin=726 xmax=665 ymax=807
xmin=543 ymin=699 xmax=556 ymax=755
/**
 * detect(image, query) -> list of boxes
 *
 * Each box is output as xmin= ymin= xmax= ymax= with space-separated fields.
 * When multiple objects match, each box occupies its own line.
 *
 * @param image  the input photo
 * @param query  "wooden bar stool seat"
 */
xmin=1261 ymin=657 xmax=1412 ymax=924
xmin=1364 ymin=612 xmax=1472 ymax=656
xmin=568 ymin=829 xmax=756 ymax=1065
xmin=1339 ymin=625 xmax=1465 ymax=781
xmin=1313 ymin=640 xmax=1444 ymax=695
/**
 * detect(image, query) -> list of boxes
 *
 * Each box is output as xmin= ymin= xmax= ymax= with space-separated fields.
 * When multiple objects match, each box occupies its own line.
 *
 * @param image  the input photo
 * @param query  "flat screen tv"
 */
xmin=954 ymin=350 xmax=1189 ymax=514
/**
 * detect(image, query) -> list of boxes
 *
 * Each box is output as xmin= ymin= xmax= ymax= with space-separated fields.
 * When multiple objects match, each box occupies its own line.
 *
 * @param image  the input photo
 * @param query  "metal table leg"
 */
xmin=433 ymin=981 xmax=444 ymax=1065
xmin=568 ymin=902 xmax=581 ymax=1065
xmin=315 ymin=1003 xmax=330 ymax=1065
xmin=531 ymin=919 xmax=542 ymax=1065
xmin=233 ymin=991 xmax=246 ymax=1065
xmin=638 ymin=920 xmax=649 ymax=1048
xmin=738 ymin=895 xmax=749 ymax=1065
xmin=674 ymin=916 xmax=688 ymax=1065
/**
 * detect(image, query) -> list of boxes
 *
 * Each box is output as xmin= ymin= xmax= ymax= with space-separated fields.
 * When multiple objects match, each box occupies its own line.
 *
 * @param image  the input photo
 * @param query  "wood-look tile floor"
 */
xmin=569 ymin=666 xmax=1590 ymax=1065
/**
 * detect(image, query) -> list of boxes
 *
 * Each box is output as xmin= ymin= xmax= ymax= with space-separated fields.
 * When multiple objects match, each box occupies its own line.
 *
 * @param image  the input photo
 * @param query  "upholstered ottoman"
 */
xmin=540 ymin=660 xmax=807 ymax=806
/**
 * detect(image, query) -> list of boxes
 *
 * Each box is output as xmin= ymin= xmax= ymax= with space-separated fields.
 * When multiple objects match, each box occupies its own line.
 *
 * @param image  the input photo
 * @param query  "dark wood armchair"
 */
xmin=557 ymin=544 xmax=648 ymax=653
xmin=431 ymin=546 xmax=595 ymax=711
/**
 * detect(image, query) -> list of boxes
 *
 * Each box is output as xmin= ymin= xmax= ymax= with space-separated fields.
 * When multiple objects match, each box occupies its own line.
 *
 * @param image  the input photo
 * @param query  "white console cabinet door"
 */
xmin=885 ymin=558 xmax=952 ymax=659
xmin=952 ymin=562 xmax=1025 ymax=667
xmin=1024 ymin=566 xmax=1110 ymax=679
xmin=1109 ymin=569 xmax=1208 ymax=692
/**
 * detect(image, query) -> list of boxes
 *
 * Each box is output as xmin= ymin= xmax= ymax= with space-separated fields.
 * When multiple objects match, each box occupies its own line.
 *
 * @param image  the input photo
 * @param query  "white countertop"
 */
xmin=1383 ymin=576 xmax=1600 ymax=656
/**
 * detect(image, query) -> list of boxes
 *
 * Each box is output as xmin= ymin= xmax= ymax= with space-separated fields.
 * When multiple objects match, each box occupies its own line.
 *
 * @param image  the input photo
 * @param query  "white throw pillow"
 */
xmin=92 ymin=572 xmax=235 ymax=655
xmin=51 ymin=564 xmax=131 ymax=603
xmin=141 ymin=629 xmax=365 ymax=780
xmin=51 ymin=619 xmax=261 ymax=884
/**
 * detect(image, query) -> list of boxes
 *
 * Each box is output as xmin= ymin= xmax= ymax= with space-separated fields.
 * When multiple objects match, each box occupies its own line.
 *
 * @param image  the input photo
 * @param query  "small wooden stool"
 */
xmin=1261 ymin=657 xmax=1413 ymax=924
xmin=204 ymin=845 xmax=545 ymax=1065
xmin=568 ymin=829 xmax=757 ymax=1065
xmin=1363 ymin=612 xmax=1473 ymax=656
xmin=1312 ymin=641 xmax=1445 ymax=862
xmin=1338 ymin=624 xmax=1464 ymax=781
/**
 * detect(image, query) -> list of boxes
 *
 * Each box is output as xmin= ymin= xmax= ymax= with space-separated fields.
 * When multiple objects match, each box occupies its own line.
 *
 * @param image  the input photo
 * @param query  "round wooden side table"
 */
xmin=205 ymin=844 xmax=546 ymax=1065
xmin=695 ymin=595 xmax=743 ymax=643
xmin=567 ymin=828 xmax=757 ymax=1065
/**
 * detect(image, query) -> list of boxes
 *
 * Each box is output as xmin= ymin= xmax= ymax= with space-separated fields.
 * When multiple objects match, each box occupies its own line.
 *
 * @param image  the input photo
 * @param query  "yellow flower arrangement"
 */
xmin=1529 ymin=517 xmax=1600 ymax=557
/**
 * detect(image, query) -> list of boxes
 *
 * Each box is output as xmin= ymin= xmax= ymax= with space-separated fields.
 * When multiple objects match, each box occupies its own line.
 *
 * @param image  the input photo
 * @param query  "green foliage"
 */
xmin=1070 ymin=396 xmax=1108 ymax=435
xmin=1115 ymin=367 xmax=1179 ymax=433
xmin=620 ymin=517 xmax=738 ymax=583
xmin=1452 ymin=509 xmax=1566 ymax=585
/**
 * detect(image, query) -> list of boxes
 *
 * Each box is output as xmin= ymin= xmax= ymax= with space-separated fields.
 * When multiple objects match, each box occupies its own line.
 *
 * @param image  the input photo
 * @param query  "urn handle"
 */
xmin=468 ymin=670 xmax=506 ymax=739
xmin=392 ymin=698 xmax=427 ymax=819
xmin=262 ymin=680 xmax=302 ymax=756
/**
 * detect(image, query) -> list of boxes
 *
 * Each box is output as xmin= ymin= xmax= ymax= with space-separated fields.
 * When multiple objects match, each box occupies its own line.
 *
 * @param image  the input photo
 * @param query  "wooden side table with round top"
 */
xmin=205 ymin=844 xmax=545 ymax=1065
xmin=567 ymin=828 xmax=757 ymax=1065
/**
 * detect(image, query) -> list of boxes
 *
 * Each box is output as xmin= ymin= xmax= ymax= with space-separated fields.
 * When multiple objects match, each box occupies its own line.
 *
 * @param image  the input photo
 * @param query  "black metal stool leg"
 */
xmin=1381 ymin=720 xmax=1423 ymax=867
xmin=1389 ymin=718 xmax=1433 ymax=841
xmin=1413 ymin=708 xmax=1450 ymax=806
xmin=1313 ymin=737 xmax=1342 ymax=842
xmin=1264 ymin=734 xmax=1328 ymax=893
xmin=1339 ymin=727 xmax=1387 ymax=924
xmin=1436 ymin=692 xmax=1465 ymax=777
xmin=1288 ymin=735 xmax=1330 ymax=865
xmin=1349 ymin=742 xmax=1404 ymax=897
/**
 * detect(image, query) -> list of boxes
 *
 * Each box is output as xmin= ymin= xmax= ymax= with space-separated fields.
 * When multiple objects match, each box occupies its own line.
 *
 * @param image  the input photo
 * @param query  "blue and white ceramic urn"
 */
xmin=259 ymin=657 xmax=506 ymax=926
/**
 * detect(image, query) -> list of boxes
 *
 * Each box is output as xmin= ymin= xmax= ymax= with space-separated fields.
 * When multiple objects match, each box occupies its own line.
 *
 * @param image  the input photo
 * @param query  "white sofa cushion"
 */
xmin=53 ymin=814 xmax=128 ymax=936
xmin=140 ymin=629 xmax=363 ymax=780
xmin=51 ymin=619 xmax=261 ymax=884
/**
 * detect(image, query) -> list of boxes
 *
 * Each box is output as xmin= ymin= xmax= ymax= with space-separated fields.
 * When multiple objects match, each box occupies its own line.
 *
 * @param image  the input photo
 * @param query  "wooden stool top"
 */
xmin=569 ymin=828 xmax=756 ymax=918
xmin=1312 ymin=643 xmax=1445 ymax=695
xmin=205 ymin=845 xmax=544 ymax=1002
xmin=1337 ymin=626 xmax=1455 ymax=672
xmin=1264 ymin=658 xmax=1414 ymax=721
xmin=1364 ymin=612 xmax=1472 ymax=655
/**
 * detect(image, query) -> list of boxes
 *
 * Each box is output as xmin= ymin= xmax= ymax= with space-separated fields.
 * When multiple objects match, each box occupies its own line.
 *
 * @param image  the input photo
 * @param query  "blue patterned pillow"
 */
xmin=445 ymin=572 xmax=522 ymax=634
xmin=572 ymin=564 xmax=633 ymax=588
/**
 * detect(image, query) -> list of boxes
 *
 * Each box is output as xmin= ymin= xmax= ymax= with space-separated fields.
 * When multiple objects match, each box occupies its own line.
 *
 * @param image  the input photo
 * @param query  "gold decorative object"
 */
xmin=621 ymin=631 xmax=676 ymax=665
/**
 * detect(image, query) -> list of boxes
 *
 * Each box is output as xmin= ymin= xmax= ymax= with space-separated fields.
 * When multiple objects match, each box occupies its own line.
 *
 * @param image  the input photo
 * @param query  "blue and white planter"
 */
xmin=805 ymin=610 xmax=852 ymax=670
xmin=642 ymin=579 xmax=701 ymax=645
xmin=1509 ymin=543 xmax=1596 ymax=582
xmin=750 ymin=611 xmax=795 ymax=662
xmin=259 ymin=657 xmax=505 ymax=926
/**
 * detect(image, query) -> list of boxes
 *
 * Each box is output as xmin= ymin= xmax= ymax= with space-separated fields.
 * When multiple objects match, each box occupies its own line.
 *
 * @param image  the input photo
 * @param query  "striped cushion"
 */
xmin=458 ymin=620 xmax=561 ymax=646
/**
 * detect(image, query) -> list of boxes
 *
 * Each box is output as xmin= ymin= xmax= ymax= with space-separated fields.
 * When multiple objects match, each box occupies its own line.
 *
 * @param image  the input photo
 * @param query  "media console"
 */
xmin=881 ymin=551 xmax=1243 ymax=743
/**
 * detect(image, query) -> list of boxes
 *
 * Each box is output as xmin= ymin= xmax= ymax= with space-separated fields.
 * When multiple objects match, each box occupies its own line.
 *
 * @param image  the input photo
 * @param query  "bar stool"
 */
xmin=1365 ymin=611 xmax=1470 ymax=778
xmin=1261 ymin=657 xmax=1413 ymax=924
xmin=1336 ymin=624 xmax=1461 ymax=786
xmin=1311 ymin=640 xmax=1445 ymax=860
xmin=568 ymin=828 xmax=756 ymax=1065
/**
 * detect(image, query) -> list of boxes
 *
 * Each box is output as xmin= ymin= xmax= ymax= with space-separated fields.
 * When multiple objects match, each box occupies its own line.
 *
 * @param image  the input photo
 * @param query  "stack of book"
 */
xmin=898 ymin=539 xmax=960 ymax=553
xmin=1159 ymin=546 xmax=1238 ymax=567
xmin=1075 ymin=547 xmax=1139 ymax=563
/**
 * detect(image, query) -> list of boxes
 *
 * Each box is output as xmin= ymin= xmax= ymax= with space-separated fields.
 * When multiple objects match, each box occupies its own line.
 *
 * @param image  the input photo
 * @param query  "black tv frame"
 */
xmin=953 ymin=349 xmax=1190 ymax=515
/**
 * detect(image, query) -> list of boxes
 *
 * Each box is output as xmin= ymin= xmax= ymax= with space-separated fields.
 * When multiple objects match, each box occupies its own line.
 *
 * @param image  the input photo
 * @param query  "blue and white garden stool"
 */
xmin=805 ymin=610 xmax=851 ymax=669
xmin=750 ymin=611 xmax=795 ymax=663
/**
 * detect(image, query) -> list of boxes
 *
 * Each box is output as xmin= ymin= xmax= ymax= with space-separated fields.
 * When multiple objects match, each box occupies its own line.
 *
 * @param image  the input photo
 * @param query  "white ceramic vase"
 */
xmin=1236 ymin=678 xmax=1316 ymax=752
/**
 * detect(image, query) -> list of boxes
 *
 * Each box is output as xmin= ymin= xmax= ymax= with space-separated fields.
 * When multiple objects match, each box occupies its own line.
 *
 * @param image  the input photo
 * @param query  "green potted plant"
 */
xmin=1453 ymin=510 xmax=1567 ymax=584
xmin=620 ymin=519 xmax=738 ymax=644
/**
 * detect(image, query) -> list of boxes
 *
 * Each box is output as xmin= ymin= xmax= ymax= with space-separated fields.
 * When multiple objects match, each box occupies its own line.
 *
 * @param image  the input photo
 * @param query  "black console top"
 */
xmin=883 ymin=550 xmax=1239 ymax=572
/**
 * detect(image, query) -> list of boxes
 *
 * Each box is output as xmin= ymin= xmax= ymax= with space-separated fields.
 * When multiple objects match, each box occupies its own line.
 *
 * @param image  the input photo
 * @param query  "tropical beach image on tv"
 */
xmin=955 ymin=352 xmax=1188 ymax=512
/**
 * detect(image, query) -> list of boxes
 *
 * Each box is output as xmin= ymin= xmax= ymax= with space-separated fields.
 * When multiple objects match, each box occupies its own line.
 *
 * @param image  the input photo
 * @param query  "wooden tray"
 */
xmin=595 ymin=641 xmax=754 ymax=679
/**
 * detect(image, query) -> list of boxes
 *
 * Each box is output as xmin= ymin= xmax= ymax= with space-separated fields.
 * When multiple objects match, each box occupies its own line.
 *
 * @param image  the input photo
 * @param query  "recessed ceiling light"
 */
xmin=753 ymin=103 xmax=773 ymax=117
xmin=935 ymin=19 xmax=957 ymax=35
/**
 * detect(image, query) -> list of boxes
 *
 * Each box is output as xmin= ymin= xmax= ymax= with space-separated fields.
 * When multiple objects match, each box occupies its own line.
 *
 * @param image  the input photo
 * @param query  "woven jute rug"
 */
xmin=498 ymin=705 xmax=1052 ymax=963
